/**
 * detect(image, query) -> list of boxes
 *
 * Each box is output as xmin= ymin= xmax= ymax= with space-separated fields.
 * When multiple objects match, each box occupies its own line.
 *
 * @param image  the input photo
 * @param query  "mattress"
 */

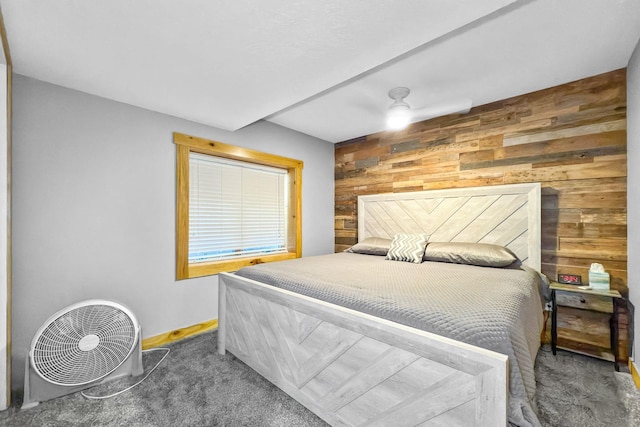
xmin=235 ymin=252 xmax=549 ymax=427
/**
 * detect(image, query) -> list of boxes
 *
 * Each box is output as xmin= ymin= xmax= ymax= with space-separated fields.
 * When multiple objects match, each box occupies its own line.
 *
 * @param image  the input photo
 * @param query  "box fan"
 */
xmin=22 ymin=299 xmax=143 ymax=408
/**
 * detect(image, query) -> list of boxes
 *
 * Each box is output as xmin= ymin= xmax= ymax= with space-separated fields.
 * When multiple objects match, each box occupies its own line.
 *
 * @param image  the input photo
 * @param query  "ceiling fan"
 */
xmin=386 ymin=87 xmax=472 ymax=130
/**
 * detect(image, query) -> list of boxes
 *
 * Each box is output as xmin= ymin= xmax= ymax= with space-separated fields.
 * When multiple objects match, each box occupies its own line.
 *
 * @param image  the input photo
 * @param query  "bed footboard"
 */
xmin=218 ymin=272 xmax=508 ymax=426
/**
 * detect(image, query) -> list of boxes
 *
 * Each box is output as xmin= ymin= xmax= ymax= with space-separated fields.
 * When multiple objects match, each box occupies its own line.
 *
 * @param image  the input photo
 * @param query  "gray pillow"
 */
xmin=385 ymin=233 xmax=429 ymax=264
xmin=345 ymin=237 xmax=392 ymax=256
xmin=423 ymin=242 xmax=517 ymax=267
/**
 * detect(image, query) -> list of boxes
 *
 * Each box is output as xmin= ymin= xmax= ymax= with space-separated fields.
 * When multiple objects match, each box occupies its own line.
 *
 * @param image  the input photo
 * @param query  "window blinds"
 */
xmin=188 ymin=152 xmax=288 ymax=263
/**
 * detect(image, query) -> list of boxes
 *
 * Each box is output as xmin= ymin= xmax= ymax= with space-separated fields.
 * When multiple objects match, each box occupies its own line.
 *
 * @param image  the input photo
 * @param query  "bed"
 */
xmin=218 ymin=183 xmax=545 ymax=426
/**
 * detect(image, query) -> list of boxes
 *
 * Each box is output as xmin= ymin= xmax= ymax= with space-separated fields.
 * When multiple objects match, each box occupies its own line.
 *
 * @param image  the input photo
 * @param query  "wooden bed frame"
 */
xmin=218 ymin=183 xmax=541 ymax=426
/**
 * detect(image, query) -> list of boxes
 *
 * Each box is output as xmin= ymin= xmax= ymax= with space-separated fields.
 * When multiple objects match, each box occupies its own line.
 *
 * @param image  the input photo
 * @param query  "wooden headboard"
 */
xmin=358 ymin=183 xmax=541 ymax=271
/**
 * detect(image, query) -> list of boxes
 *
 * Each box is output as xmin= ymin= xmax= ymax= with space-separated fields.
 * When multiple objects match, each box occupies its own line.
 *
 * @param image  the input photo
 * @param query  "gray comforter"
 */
xmin=235 ymin=252 xmax=548 ymax=426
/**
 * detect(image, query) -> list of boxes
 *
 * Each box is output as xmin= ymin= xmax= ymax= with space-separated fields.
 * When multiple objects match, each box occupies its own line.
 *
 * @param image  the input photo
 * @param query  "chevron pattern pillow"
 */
xmin=385 ymin=233 xmax=429 ymax=263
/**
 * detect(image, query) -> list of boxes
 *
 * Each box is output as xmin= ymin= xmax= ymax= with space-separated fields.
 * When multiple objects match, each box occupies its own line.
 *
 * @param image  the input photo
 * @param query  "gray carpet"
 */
xmin=534 ymin=346 xmax=639 ymax=426
xmin=0 ymin=332 xmax=637 ymax=427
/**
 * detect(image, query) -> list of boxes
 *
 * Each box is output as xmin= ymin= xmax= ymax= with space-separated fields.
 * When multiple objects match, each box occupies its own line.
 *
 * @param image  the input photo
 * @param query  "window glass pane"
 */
xmin=188 ymin=153 xmax=288 ymax=263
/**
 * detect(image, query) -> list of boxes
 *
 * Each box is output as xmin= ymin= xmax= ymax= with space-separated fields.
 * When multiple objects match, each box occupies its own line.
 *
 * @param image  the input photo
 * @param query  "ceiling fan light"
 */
xmin=386 ymin=104 xmax=411 ymax=130
xmin=386 ymin=87 xmax=411 ymax=130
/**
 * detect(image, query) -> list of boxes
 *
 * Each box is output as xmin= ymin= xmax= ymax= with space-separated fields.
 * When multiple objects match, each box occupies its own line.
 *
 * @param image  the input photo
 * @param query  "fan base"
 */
xmin=22 ymin=337 xmax=143 ymax=409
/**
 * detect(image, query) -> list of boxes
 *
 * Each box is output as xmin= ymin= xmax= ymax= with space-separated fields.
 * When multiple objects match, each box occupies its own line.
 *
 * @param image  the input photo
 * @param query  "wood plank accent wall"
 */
xmin=334 ymin=69 xmax=628 ymax=362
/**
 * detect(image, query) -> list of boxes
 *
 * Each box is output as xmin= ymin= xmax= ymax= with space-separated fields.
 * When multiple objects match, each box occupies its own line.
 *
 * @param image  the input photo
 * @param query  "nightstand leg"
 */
xmin=551 ymin=290 xmax=557 ymax=355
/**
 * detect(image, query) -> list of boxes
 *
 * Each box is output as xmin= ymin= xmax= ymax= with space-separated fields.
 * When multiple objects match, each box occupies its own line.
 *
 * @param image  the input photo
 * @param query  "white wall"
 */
xmin=10 ymin=75 xmax=335 ymax=390
xmin=629 ymin=38 xmax=640 ymax=364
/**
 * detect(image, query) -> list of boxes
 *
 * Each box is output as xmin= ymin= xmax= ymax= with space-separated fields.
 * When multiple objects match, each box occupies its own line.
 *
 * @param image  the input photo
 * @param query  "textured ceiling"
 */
xmin=3 ymin=0 xmax=640 ymax=143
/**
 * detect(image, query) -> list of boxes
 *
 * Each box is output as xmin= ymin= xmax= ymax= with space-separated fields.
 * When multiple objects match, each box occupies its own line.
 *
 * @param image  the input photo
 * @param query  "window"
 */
xmin=174 ymin=132 xmax=302 ymax=279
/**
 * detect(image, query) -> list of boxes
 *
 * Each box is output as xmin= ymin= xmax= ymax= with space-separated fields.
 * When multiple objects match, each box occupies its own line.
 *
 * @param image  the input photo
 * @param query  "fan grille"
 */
xmin=31 ymin=303 xmax=138 ymax=386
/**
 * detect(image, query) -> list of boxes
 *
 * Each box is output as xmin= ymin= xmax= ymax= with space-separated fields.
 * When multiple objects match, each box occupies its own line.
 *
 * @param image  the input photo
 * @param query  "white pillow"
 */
xmin=385 ymin=233 xmax=429 ymax=264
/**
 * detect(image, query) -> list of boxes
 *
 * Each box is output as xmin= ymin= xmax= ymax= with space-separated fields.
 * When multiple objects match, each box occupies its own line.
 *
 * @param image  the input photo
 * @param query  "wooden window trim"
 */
xmin=174 ymin=132 xmax=302 ymax=280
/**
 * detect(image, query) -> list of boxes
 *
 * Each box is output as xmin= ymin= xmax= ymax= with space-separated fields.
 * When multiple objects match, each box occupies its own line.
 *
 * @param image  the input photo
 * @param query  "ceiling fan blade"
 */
xmin=411 ymin=99 xmax=472 ymax=122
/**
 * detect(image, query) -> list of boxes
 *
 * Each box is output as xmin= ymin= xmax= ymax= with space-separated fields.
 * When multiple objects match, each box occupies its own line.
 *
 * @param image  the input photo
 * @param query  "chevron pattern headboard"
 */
xmin=358 ymin=183 xmax=541 ymax=271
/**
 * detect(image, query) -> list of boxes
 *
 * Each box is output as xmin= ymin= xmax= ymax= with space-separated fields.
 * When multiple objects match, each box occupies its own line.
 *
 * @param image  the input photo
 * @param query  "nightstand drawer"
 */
xmin=556 ymin=290 xmax=613 ymax=313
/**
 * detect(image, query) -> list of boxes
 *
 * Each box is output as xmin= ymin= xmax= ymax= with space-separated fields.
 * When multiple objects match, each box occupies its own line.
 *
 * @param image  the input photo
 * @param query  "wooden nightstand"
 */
xmin=550 ymin=282 xmax=623 ymax=371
